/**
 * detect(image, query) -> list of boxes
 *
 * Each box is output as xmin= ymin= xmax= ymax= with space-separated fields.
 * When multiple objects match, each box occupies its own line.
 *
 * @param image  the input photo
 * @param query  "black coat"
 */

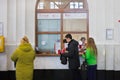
xmin=62 ymin=39 xmax=80 ymax=69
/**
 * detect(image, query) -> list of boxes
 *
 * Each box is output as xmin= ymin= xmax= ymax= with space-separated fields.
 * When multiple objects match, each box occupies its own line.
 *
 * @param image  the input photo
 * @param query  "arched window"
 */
xmin=35 ymin=0 xmax=89 ymax=55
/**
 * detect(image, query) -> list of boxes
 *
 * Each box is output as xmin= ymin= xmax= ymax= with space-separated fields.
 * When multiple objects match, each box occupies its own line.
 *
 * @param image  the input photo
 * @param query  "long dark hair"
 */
xmin=87 ymin=37 xmax=97 ymax=55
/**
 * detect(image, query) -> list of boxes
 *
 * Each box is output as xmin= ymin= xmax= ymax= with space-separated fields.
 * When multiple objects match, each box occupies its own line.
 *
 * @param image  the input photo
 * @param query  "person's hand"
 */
xmin=61 ymin=48 xmax=66 ymax=53
xmin=79 ymin=52 xmax=84 ymax=55
xmin=79 ymin=48 xmax=84 ymax=52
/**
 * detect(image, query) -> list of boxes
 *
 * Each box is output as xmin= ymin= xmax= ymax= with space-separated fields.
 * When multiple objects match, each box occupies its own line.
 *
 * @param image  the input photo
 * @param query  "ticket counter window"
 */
xmin=35 ymin=0 xmax=89 ymax=55
xmin=38 ymin=34 xmax=60 ymax=53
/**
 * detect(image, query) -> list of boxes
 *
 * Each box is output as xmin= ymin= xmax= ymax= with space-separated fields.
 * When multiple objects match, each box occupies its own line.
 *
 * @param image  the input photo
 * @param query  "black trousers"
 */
xmin=70 ymin=68 xmax=81 ymax=80
xmin=87 ymin=65 xmax=97 ymax=80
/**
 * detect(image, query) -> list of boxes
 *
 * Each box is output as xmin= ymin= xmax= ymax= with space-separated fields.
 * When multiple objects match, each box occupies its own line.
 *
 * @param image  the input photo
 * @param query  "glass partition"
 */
xmin=63 ymin=13 xmax=87 ymax=32
xmin=38 ymin=19 xmax=60 ymax=32
xmin=36 ymin=0 xmax=89 ymax=55
xmin=38 ymin=34 xmax=61 ymax=53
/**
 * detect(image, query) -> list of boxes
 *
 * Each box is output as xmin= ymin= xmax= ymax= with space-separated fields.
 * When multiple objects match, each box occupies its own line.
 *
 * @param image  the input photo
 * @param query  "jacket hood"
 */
xmin=19 ymin=43 xmax=32 ymax=52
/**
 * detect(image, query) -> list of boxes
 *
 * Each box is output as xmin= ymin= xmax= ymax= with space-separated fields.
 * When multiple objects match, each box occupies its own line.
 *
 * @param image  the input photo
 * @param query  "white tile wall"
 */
xmin=105 ymin=45 xmax=114 ymax=70
xmin=34 ymin=57 xmax=68 ymax=69
xmin=97 ymin=45 xmax=106 ymax=70
xmin=0 ymin=44 xmax=120 ymax=71
xmin=114 ymin=45 xmax=120 ymax=71
xmin=0 ymin=53 xmax=7 ymax=71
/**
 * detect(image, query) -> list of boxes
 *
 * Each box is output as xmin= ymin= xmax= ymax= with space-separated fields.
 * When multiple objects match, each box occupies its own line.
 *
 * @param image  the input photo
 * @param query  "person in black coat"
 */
xmin=61 ymin=34 xmax=80 ymax=80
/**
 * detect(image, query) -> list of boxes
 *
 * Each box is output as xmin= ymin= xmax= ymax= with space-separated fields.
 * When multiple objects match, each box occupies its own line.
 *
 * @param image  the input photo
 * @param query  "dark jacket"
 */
xmin=62 ymin=39 xmax=80 ymax=69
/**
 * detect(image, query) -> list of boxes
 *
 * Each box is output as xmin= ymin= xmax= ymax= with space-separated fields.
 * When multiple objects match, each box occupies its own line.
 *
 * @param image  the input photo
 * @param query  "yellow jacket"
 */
xmin=11 ymin=43 xmax=35 ymax=80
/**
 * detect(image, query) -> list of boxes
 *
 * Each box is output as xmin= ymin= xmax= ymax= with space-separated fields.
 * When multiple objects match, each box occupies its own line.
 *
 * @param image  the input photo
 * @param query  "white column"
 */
xmin=7 ymin=0 xmax=17 ymax=70
xmin=0 ymin=0 xmax=7 ymax=71
xmin=95 ymin=0 xmax=106 ymax=44
xmin=0 ymin=0 xmax=7 ymax=37
xmin=114 ymin=0 xmax=120 ymax=71
xmin=114 ymin=0 xmax=120 ymax=43
xmin=105 ymin=0 xmax=114 ymax=44
xmin=25 ymin=0 xmax=36 ymax=46
xmin=97 ymin=44 xmax=106 ymax=70
xmin=16 ymin=0 xmax=26 ymax=44
xmin=114 ymin=45 xmax=120 ymax=71
xmin=7 ymin=0 xmax=17 ymax=45
xmin=87 ymin=0 xmax=97 ymax=40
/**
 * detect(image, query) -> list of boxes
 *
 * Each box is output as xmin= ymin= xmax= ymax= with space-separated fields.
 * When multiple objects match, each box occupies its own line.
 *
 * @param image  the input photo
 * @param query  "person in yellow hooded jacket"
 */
xmin=11 ymin=36 xmax=35 ymax=80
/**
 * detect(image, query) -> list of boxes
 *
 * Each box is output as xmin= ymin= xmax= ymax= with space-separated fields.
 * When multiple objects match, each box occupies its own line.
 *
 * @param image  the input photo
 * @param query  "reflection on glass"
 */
xmin=50 ymin=2 xmax=54 ymax=9
xmin=78 ymin=2 xmax=83 ymax=9
xmin=38 ymin=2 xmax=44 ymax=9
xmin=38 ymin=34 xmax=60 ymax=53
xmin=38 ymin=19 xmax=60 ymax=32
xmin=79 ymin=6 xmax=83 ymax=9
xmin=79 ymin=2 xmax=83 ymax=5
xmin=75 ymin=2 xmax=78 ymax=8
xmin=37 ymin=0 xmax=84 ymax=9
xmin=50 ymin=2 xmax=60 ymax=9
xmin=70 ymin=2 xmax=83 ymax=9
xmin=70 ymin=2 xmax=74 ymax=9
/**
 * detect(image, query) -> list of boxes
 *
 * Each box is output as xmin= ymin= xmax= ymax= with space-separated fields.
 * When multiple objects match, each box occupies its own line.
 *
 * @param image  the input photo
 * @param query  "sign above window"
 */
xmin=63 ymin=13 xmax=87 ymax=19
xmin=37 ymin=13 xmax=60 ymax=19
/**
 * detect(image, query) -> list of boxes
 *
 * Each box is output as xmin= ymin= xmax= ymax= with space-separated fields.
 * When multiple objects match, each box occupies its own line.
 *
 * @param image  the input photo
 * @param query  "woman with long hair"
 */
xmin=82 ymin=37 xmax=97 ymax=80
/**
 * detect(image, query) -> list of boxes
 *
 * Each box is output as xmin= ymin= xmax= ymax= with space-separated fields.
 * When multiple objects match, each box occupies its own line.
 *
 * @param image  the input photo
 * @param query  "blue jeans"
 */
xmin=87 ymin=65 xmax=97 ymax=80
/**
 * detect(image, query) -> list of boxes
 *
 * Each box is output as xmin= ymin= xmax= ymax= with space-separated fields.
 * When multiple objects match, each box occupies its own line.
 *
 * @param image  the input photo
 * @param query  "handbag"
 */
xmin=14 ymin=62 xmax=16 ymax=68
xmin=81 ymin=60 xmax=87 ymax=70
xmin=14 ymin=59 xmax=18 ymax=68
xmin=60 ymin=54 xmax=67 ymax=65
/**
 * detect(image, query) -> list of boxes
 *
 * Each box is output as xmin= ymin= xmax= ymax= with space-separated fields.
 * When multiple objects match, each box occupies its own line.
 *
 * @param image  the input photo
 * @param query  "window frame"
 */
xmin=35 ymin=0 xmax=89 ymax=56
